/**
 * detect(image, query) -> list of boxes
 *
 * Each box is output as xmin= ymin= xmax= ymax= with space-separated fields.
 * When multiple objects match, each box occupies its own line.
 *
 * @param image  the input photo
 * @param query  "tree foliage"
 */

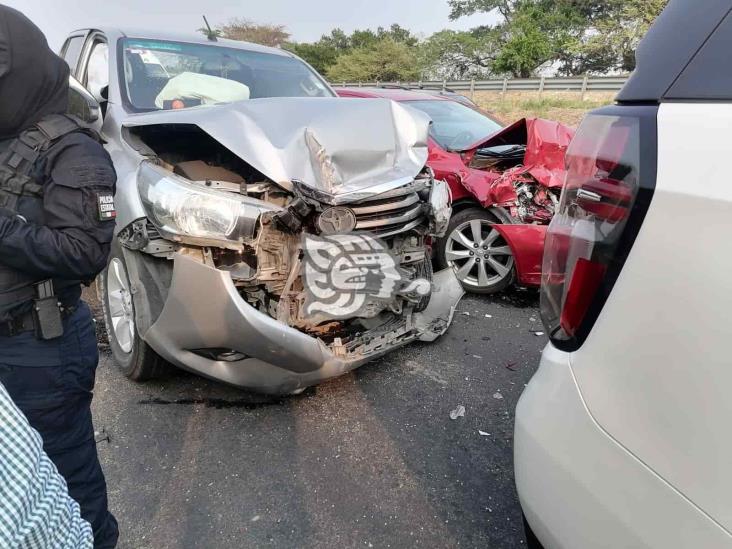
xmin=577 ymin=0 xmax=668 ymax=72
xmin=202 ymin=3 xmax=668 ymax=82
xmin=326 ymin=38 xmax=421 ymax=82
xmin=446 ymin=0 xmax=667 ymax=76
xmin=420 ymin=29 xmax=498 ymax=80
xmin=288 ymin=25 xmax=420 ymax=79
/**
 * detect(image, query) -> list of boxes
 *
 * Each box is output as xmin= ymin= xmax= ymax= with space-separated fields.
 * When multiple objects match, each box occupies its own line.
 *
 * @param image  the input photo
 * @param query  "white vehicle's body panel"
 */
xmin=515 ymin=346 xmax=732 ymax=549
xmin=571 ymin=102 xmax=732 ymax=532
xmin=515 ymin=105 xmax=732 ymax=547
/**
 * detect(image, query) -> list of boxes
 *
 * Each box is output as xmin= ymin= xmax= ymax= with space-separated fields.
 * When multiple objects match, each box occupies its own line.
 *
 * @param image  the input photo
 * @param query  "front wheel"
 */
xmin=436 ymin=208 xmax=515 ymax=294
xmin=99 ymin=241 xmax=168 ymax=381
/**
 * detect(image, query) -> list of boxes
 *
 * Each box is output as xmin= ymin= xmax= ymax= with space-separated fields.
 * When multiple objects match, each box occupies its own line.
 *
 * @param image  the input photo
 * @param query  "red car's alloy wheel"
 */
xmin=439 ymin=208 xmax=515 ymax=294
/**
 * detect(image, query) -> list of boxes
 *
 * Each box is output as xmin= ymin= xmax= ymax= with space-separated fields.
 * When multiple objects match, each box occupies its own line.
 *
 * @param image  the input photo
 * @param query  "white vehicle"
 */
xmin=515 ymin=0 xmax=732 ymax=547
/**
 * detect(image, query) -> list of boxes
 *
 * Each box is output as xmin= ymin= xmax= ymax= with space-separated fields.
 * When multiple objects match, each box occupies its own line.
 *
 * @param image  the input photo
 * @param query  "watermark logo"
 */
xmin=302 ymin=232 xmax=431 ymax=320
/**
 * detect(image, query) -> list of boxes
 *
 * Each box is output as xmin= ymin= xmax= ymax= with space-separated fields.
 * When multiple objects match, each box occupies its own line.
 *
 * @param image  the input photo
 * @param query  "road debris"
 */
xmin=533 ymin=331 xmax=545 ymax=336
xmin=478 ymin=431 xmax=490 ymax=437
xmin=450 ymin=405 xmax=466 ymax=420
xmin=94 ymin=428 xmax=111 ymax=444
xmin=493 ymin=392 xmax=504 ymax=400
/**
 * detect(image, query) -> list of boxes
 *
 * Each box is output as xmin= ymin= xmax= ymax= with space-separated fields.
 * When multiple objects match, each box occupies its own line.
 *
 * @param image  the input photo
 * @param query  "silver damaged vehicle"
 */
xmin=63 ymin=29 xmax=462 ymax=393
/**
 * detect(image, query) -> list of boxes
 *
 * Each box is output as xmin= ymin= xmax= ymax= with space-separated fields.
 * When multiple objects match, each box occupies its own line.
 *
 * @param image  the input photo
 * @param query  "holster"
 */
xmin=32 ymin=280 xmax=64 ymax=340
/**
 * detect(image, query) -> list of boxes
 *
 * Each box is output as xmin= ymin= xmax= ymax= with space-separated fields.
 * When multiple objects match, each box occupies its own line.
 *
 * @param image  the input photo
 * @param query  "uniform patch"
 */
xmin=97 ymin=192 xmax=116 ymax=221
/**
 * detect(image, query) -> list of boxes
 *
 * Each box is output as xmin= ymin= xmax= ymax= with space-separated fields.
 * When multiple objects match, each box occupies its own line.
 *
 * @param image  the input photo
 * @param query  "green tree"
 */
xmin=420 ymin=29 xmax=498 ymax=79
xmin=288 ymin=25 xmax=420 ymax=77
xmin=286 ymin=29 xmax=349 ymax=73
xmin=446 ymin=0 xmax=583 ymax=77
xmin=491 ymin=3 xmax=558 ymax=77
xmin=326 ymin=38 xmax=421 ymax=83
xmin=578 ymin=0 xmax=668 ymax=72
xmin=447 ymin=0 xmax=668 ymax=76
xmin=287 ymin=42 xmax=340 ymax=74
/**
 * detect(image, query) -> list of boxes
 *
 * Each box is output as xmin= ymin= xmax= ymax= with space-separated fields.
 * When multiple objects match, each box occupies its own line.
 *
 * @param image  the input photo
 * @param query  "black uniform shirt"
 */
xmin=0 ymin=132 xmax=116 ymax=321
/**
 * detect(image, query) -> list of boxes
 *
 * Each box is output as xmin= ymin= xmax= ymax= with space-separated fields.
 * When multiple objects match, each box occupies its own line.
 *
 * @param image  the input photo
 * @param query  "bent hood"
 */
xmin=461 ymin=117 xmax=575 ymax=188
xmin=124 ymin=97 xmax=431 ymax=197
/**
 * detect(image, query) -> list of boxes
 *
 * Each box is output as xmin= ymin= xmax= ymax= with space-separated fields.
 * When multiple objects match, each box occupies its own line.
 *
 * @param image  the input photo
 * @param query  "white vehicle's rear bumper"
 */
xmin=514 ymin=345 xmax=732 ymax=549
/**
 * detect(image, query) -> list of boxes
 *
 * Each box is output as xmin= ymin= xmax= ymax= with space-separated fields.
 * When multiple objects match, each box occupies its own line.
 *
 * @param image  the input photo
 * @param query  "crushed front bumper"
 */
xmin=144 ymin=254 xmax=463 ymax=394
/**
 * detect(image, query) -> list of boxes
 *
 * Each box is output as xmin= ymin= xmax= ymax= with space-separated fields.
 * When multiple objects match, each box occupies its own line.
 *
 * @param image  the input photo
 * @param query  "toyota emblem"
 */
xmin=317 ymin=207 xmax=357 ymax=235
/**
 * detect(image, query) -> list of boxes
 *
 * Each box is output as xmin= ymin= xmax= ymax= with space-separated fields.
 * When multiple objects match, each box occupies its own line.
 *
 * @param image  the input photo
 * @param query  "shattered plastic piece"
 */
xmin=493 ymin=392 xmax=504 ymax=400
xmin=94 ymin=428 xmax=111 ymax=444
xmin=485 ymin=314 xmax=492 ymax=318
xmin=462 ymin=311 xmax=471 ymax=316
xmin=450 ymin=405 xmax=466 ymax=420
xmin=533 ymin=331 xmax=545 ymax=336
xmin=479 ymin=431 xmax=490 ymax=437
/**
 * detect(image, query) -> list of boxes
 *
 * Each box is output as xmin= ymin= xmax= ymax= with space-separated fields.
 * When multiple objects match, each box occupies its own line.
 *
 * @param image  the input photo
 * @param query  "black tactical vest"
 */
xmin=0 ymin=114 xmax=84 ymax=311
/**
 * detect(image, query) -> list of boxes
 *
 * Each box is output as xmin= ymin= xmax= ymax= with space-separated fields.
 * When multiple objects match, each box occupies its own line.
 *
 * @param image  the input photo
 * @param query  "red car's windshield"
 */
xmin=405 ymin=100 xmax=503 ymax=151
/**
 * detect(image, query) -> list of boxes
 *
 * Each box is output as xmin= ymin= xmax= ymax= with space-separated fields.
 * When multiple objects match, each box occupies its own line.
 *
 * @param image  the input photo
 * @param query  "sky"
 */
xmin=5 ymin=0 xmax=498 ymax=51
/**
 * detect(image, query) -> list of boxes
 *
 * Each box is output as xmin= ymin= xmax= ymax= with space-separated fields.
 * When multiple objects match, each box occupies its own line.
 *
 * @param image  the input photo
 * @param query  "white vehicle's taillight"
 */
xmin=540 ymin=106 xmax=658 ymax=351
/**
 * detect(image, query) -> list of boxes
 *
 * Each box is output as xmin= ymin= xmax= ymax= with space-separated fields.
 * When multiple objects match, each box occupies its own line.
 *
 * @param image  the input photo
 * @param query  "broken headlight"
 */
xmin=137 ymin=162 xmax=273 ymax=249
xmin=429 ymin=178 xmax=452 ymax=237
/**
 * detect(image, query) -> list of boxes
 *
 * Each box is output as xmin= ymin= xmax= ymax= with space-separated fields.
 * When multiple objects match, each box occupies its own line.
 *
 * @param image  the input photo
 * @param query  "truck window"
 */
xmin=61 ymin=35 xmax=85 ymax=73
xmin=84 ymin=40 xmax=109 ymax=101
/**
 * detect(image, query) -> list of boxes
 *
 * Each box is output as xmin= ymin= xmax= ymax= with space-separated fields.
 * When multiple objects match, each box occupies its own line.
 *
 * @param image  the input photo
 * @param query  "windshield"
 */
xmin=405 ymin=100 xmax=503 ymax=151
xmin=120 ymin=38 xmax=333 ymax=112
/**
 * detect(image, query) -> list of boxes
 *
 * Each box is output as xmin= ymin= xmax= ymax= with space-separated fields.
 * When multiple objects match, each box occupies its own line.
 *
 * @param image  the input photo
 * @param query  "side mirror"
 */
xmin=68 ymin=76 xmax=102 ymax=132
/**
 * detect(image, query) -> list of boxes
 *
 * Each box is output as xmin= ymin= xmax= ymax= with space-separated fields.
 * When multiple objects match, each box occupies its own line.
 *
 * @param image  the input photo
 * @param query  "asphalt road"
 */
xmin=91 ymin=288 xmax=546 ymax=549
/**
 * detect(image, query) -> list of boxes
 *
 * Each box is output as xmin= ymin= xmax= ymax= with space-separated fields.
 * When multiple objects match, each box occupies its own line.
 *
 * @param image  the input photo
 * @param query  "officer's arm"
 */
xmin=0 ymin=137 xmax=116 ymax=280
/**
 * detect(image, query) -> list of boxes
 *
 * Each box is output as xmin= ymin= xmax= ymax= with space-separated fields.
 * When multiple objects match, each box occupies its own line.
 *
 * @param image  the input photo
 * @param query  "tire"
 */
xmin=436 ymin=207 xmax=515 ymax=295
xmin=523 ymin=514 xmax=545 ymax=549
xmin=99 ymin=240 xmax=168 ymax=381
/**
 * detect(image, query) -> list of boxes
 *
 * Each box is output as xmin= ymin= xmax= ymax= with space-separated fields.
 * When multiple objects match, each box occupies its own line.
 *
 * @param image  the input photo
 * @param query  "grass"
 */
xmin=472 ymin=91 xmax=617 ymax=127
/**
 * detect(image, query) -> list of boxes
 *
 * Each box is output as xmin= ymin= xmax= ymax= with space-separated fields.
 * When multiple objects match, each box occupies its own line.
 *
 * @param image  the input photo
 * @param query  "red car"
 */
xmin=336 ymin=87 xmax=574 ymax=294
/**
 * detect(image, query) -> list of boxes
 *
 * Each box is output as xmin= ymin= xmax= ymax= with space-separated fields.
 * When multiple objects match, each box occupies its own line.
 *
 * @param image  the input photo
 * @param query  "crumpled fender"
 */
xmin=458 ymin=168 xmax=511 ymax=207
xmin=490 ymin=224 xmax=547 ymax=287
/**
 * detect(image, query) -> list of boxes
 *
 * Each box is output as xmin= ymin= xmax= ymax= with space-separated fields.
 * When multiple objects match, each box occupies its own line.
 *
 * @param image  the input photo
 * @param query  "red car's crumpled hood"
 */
xmin=457 ymin=118 xmax=575 ymax=208
xmin=462 ymin=117 xmax=575 ymax=187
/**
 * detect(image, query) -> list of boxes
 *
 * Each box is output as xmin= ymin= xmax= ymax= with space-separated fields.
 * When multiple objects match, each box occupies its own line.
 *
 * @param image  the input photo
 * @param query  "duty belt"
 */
xmin=0 ymin=304 xmax=77 ymax=338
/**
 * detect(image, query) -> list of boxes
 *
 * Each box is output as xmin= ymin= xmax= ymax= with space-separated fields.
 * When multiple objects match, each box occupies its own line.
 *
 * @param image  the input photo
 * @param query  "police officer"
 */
xmin=0 ymin=6 xmax=119 ymax=548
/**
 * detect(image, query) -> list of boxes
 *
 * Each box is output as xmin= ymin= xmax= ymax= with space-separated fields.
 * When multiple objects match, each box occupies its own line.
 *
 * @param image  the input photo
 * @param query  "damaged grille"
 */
xmin=351 ymin=190 xmax=426 ymax=237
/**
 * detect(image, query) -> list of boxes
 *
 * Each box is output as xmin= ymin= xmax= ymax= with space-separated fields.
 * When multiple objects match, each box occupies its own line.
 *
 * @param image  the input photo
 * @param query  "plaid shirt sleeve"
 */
xmin=0 ymin=383 xmax=94 ymax=549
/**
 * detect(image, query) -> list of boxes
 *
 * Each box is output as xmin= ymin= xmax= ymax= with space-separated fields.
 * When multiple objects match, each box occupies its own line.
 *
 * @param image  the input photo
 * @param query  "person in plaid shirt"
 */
xmin=0 ymin=381 xmax=93 ymax=549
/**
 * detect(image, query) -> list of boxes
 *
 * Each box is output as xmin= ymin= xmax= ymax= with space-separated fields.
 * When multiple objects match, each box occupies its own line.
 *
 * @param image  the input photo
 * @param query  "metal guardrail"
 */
xmin=333 ymin=75 xmax=629 ymax=95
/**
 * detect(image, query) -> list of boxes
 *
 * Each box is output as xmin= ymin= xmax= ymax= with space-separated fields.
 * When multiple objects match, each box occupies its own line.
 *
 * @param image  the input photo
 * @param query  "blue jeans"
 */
xmin=0 ymin=301 xmax=119 ymax=548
